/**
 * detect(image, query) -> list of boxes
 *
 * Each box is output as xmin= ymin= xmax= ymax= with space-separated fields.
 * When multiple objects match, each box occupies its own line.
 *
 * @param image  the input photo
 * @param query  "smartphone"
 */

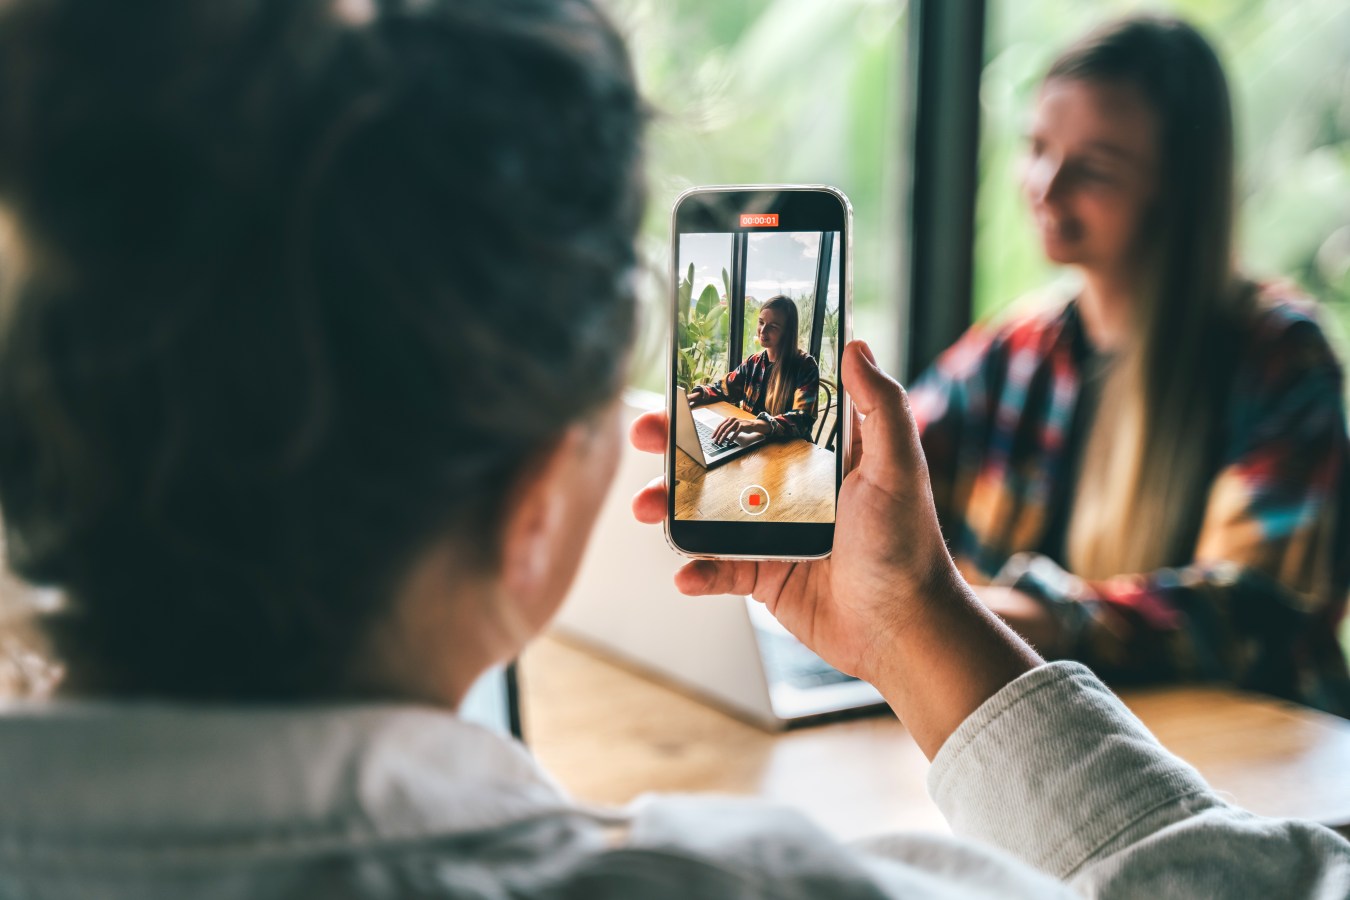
xmin=665 ymin=185 xmax=852 ymax=560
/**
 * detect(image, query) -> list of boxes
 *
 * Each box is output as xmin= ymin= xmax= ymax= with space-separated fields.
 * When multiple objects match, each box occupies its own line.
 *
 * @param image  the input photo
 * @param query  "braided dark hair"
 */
xmin=0 ymin=0 xmax=646 ymax=698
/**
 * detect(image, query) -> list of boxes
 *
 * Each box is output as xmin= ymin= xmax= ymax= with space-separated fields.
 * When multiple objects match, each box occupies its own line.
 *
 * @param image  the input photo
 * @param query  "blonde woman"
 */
xmin=911 ymin=15 xmax=1350 ymax=714
xmin=688 ymin=294 xmax=820 ymax=442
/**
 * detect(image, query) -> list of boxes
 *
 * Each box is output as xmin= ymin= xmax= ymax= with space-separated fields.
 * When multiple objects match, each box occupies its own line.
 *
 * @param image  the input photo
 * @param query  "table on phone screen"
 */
xmin=675 ymin=401 xmax=835 ymax=524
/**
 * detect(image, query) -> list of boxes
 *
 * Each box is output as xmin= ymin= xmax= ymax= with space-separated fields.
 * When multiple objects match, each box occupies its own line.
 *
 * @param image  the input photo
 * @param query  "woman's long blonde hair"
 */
xmin=762 ymin=295 xmax=804 ymax=416
xmin=1061 ymin=17 xmax=1253 ymax=579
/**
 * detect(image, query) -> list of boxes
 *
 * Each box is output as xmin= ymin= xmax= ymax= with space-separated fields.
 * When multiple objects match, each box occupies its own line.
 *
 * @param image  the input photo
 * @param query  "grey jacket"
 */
xmin=1 ymin=662 xmax=1347 ymax=898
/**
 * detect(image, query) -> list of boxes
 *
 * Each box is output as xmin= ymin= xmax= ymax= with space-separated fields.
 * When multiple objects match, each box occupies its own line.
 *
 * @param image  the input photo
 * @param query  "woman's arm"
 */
xmin=698 ymin=356 xmax=755 ymax=406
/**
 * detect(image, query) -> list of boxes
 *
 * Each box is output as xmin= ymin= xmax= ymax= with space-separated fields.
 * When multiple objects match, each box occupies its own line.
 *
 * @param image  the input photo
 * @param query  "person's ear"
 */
xmin=497 ymin=426 xmax=585 ymax=599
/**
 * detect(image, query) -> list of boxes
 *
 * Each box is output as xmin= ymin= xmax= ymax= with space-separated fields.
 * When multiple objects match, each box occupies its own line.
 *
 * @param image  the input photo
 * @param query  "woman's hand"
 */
xmin=686 ymin=386 xmax=709 ymax=405
xmin=631 ymin=340 xmax=1041 ymax=758
xmin=711 ymin=416 xmax=771 ymax=444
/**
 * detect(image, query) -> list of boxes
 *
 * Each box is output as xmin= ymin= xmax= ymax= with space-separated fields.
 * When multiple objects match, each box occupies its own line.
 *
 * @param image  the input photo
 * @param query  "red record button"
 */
xmin=739 ymin=485 xmax=770 ymax=516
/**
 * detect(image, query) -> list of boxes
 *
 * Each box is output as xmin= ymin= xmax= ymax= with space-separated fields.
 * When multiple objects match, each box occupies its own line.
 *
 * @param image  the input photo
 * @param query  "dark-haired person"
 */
xmin=0 ymin=0 xmax=1348 ymax=896
xmin=688 ymin=294 xmax=821 ymax=443
xmin=911 ymin=15 xmax=1350 ymax=714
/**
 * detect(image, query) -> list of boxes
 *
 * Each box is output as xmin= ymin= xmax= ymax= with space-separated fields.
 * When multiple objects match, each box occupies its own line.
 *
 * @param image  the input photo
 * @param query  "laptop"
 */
xmin=674 ymin=386 xmax=769 ymax=468
xmin=553 ymin=389 xmax=886 ymax=730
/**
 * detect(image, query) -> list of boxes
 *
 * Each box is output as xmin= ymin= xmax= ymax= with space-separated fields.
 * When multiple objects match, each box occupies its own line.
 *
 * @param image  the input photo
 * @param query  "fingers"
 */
xmin=713 ymin=417 xmax=738 ymax=443
xmin=630 ymin=410 xmax=667 ymax=454
xmin=673 ymin=559 xmax=758 ymax=596
xmin=632 ymin=475 xmax=666 ymax=524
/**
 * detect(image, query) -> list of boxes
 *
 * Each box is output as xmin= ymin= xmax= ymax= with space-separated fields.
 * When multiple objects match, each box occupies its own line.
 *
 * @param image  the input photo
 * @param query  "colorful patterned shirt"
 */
xmin=705 ymin=350 xmax=820 ymax=440
xmin=910 ymin=288 xmax=1350 ymax=715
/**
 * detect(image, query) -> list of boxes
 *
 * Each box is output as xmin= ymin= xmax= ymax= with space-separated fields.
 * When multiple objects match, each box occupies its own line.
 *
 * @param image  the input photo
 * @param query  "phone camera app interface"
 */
xmin=674 ymin=226 xmax=841 ymax=524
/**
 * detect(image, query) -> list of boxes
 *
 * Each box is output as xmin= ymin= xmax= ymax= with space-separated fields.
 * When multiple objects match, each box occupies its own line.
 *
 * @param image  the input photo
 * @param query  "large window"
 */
xmin=743 ymin=231 xmax=840 ymax=383
xmin=677 ymin=230 xmax=840 ymax=391
xmin=615 ymin=0 xmax=1349 ymax=392
xmin=611 ymin=0 xmax=904 ymax=391
xmin=675 ymin=232 xmax=733 ymax=389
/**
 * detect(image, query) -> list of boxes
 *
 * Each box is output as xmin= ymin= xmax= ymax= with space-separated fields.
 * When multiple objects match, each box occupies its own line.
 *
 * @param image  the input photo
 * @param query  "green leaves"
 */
xmin=695 ymin=283 xmax=720 ymax=319
xmin=678 ymin=262 xmax=694 ymax=317
xmin=676 ymin=266 xmax=729 ymax=390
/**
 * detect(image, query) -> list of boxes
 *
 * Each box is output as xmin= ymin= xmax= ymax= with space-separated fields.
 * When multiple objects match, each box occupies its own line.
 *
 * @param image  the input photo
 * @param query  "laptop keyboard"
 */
xmin=694 ymin=419 xmax=737 ymax=457
xmin=755 ymin=628 xmax=859 ymax=690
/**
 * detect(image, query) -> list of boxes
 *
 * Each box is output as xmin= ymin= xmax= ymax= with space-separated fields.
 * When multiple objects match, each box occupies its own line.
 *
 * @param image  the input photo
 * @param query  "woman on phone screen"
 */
xmin=688 ymin=294 xmax=820 ymax=443
xmin=911 ymin=14 xmax=1350 ymax=714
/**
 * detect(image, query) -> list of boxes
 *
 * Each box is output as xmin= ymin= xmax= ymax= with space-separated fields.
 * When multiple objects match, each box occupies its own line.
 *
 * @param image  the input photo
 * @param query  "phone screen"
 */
xmin=667 ymin=187 xmax=849 ymax=559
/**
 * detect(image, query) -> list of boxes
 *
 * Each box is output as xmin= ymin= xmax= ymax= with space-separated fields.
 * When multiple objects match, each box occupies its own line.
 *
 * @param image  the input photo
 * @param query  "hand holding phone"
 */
xmin=635 ymin=341 xmax=1043 ymax=758
xmin=645 ymin=341 xmax=925 ymax=675
xmin=666 ymin=185 xmax=852 ymax=560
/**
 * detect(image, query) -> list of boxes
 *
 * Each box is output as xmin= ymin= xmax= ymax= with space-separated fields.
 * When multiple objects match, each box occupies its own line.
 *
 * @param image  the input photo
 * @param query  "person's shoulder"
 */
xmin=579 ymin=794 xmax=888 ymax=898
xmin=794 ymin=349 xmax=820 ymax=372
xmin=989 ymin=286 xmax=1079 ymax=347
xmin=564 ymin=793 xmax=1063 ymax=900
xmin=1240 ymin=281 xmax=1344 ymax=377
xmin=934 ymin=287 xmax=1076 ymax=380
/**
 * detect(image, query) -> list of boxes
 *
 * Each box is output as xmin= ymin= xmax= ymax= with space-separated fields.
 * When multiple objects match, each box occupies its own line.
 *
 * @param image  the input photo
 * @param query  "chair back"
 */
xmin=815 ymin=379 xmax=837 ymax=448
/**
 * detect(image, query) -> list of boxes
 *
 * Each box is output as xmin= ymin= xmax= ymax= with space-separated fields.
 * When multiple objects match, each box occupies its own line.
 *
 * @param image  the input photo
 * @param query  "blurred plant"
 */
xmin=610 ymin=0 xmax=905 ymax=391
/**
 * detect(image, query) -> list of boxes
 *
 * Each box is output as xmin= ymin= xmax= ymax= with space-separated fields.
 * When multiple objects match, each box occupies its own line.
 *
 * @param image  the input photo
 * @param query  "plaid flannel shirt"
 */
xmin=706 ymin=350 xmax=819 ymax=441
xmin=910 ymin=288 xmax=1350 ymax=715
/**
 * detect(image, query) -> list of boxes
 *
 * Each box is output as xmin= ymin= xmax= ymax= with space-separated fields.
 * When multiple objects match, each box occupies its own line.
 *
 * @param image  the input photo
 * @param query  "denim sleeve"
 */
xmin=928 ymin=662 xmax=1350 ymax=896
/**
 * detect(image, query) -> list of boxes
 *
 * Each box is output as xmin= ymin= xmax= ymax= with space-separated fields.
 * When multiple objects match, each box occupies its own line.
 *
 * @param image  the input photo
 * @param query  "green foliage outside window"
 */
xmin=612 ymin=0 xmax=903 ymax=391
xmin=676 ymin=264 xmax=730 ymax=391
xmin=615 ymin=0 xmax=1348 ymax=392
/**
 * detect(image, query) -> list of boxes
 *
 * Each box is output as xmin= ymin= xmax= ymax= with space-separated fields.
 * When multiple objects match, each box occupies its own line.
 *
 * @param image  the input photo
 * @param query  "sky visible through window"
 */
xmin=745 ymin=231 xmax=820 ymax=300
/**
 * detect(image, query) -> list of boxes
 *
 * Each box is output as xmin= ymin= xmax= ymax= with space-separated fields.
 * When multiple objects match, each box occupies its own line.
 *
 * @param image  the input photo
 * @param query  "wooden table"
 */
xmin=520 ymin=635 xmax=1350 ymax=842
xmin=675 ymin=401 xmax=836 ymax=523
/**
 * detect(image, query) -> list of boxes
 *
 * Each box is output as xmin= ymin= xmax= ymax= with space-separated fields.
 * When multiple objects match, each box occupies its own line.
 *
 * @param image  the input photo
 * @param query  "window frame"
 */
xmin=900 ymin=0 xmax=987 ymax=380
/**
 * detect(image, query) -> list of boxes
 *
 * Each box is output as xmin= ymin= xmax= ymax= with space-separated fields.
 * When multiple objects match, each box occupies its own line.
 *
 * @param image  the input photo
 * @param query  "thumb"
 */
xmin=842 ymin=340 xmax=900 ymax=418
xmin=841 ymin=341 xmax=922 ymax=477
